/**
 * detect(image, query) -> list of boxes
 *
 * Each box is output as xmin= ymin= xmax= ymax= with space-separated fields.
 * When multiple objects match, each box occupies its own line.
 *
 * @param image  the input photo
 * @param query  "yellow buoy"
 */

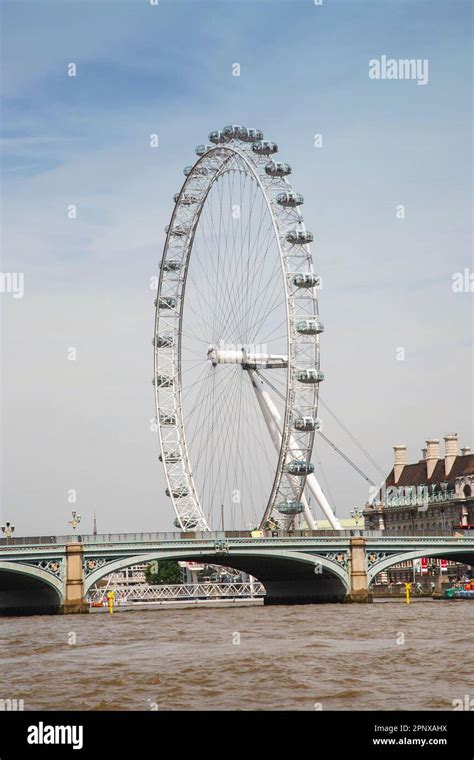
xmin=107 ymin=590 xmax=115 ymax=614
xmin=405 ymin=582 xmax=412 ymax=605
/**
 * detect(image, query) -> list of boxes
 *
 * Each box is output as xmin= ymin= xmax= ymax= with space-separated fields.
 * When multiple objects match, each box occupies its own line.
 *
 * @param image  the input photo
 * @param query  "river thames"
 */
xmin=1 ymin=600 xmax=472 ymax=711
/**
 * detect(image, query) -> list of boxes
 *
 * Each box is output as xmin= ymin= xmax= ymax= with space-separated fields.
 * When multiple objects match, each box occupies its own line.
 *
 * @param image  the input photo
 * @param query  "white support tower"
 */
xmin=250 ymin=370 xmax=342 ymax=531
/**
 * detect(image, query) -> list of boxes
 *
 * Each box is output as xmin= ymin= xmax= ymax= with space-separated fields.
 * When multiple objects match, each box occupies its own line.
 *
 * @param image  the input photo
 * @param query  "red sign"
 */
xmin=421 ymin=558 xmax=428 ymax=575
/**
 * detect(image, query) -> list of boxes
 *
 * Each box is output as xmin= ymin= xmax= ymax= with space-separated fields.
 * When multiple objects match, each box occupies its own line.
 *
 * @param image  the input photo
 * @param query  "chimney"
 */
xmin=421 ymin=447 xmax=428 ymax=460
xmin=444 ymin=433 xmax=458 ymax=476
xmin=393 ymin=445 xmax=407 ymax=484
xmin=461 ymin=446 xmax=471 ymax=456
xmin=426 ymin=438 xmax=440 ymax=478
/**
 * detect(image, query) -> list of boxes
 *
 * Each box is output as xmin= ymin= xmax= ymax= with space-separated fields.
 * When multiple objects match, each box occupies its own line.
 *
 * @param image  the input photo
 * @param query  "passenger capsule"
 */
xmin=183 ymin=165 xmax=208 ymax=176
xmin=286 ymin=230 xmax=313 ymax=244
xmin=252 ymin=140 xmax=278 ymax=155
xmin=222 ymin=125 xmax=243 ymax=139
xmin=165 ymin=224 xmax=187 ymax=237
xmin=294 ymin=416 xmax=321 ymax=432
xmin=154 ymin=334 xmax=174 ymax=348
xmin=277 ymin=192 xmax=304 ymax=207
xmin=174 ymin=517 xmax=198 ymax=530
xmin=209 ymin=130 xmax=226 ymax=144
xmin=277 ymin=500 xmax=305 ymax=515
xmin=285 ymin=460 xmax=315 ymax=476
xmin=159 ymin=413 xmax=176 ymax=426
xmin=296 ymin=369 xmax=324 ymax=384
xmin=173 ymin=192 xmax=198 ymax=205
xmin=166 ymin=486 xmax=189 ymax=498
xmin=195 ymin=144 xmax=213 ymax=156
xmin=157 ymin=297 xmax=177 ymax=310
xmin=293 ymin=273 xmax=320 ymax=288
xmin=160 ymin=259 xmax=181 ymax=272
xmin=159 ymin=450 xmax=181 ymax=463
xmin=154 ymin=374 xmax=173 ymax=388
xmin=265 ymin=160 xmax=291 ymax=177
xmin=295 ymin=319 xmax=324 ymax=335
xmin=237 ymin=127 xmax=263 ymax=142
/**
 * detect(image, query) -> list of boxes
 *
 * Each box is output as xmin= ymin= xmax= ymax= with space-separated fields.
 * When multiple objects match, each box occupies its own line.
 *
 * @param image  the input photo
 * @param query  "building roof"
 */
xmin=385 ymin=454 xmax=474 ymax=490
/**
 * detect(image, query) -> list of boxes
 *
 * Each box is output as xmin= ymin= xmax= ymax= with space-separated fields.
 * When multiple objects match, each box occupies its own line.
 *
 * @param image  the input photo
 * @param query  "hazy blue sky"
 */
xmin=1 ymin=0 xmax=472 ymax=535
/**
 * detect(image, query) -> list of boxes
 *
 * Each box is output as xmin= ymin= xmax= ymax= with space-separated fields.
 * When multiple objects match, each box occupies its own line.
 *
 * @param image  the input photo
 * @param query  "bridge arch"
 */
xmin=368 ymin=547 xmax=474 ymax=584
xmin=0 ymin=561 xmax=64 ymax=614
xmin=84 ymin=548 xmax=350 ymax=603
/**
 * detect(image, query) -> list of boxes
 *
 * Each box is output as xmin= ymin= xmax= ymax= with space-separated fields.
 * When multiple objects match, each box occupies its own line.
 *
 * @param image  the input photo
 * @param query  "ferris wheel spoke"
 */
xmin=218 ymin=373 xmax=255 ymax=519
xmin=240 ymin=186 xmax=275 ymax=339
xmin=181 ymin=363 xmax=212 ymax=406
xmin=229 ymin=171 xmax=262 ymax=339
xmin=186 ymin=363 xmax=235 ymax=429
xmin=203 ymin=368 xmax=242 ymax=516
xmin=191 ymin=372 xmax=230 ymax=489
xmin=197 ymin=188 xmax=235 ymax=340
xmin=212 ymin=171 xmax=258 ymax=342
xmin=189 ymin=187 xmax=239 ymax=344
xmin=224 ymin=200 xmax=276 ymax=343
xmin=184 ymin=269 xmax=222 ymax=338
xmin=212 ymin=378 xmax=243 ymax=516
xmin=192 ymin=175 xmax=232 ymax=345
xmin=259 ymin=319 xmax=289 ymax=344
xmin=221 ymin=179 xmax=269 ymax=340
xmin=233 ymin=259 xmax=284 ymax=345
xmin=237 ymin=230 xmax=282 ymax=343
xmin=190 ymin=366 xmax=237 ymax=457
xmin=245 ymin=262 xmax=284 ymax=341
xmin=244 ymin=246 xmax=283 ymax=341
xmin=180 ymin=363 xmax=216 ymax=396
xmin=215 ymin=169 xmax=239 ymax=338
xmin=248 ymin=282 xmax=287 ymax=347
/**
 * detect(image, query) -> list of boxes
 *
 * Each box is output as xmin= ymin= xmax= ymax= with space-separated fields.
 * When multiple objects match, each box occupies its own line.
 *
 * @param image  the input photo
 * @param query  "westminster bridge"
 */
xmin=0 ymin=530 xmax=473 ymax=614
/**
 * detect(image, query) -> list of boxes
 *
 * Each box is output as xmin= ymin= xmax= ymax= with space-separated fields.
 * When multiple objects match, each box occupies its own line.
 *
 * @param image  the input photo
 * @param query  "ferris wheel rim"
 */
xmin=154 ymin=133 xmax=320 ymax=532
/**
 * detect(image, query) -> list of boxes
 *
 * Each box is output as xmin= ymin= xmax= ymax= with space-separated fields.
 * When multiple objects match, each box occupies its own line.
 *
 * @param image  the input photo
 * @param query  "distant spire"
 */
xmin=93 ymin=512 xmax=97 ymax=536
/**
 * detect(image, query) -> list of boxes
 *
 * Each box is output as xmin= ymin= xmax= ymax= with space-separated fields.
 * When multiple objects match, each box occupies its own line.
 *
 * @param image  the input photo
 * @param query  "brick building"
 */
xmin=363 ymin=433 xmax=473 ymax=585
xmin=364 ymin=434 xmax=474 ymax=533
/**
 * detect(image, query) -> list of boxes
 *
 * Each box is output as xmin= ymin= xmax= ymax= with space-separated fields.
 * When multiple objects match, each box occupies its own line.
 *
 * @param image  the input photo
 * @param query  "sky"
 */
xmin=0 ymin=0 xmax=472 ymax=536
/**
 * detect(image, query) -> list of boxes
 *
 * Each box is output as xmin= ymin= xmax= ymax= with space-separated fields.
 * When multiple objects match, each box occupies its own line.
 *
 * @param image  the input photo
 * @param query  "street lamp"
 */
xmin=350 ymin=507 xmax=362 ymax=526
xmin=69 ymin=511 xmax=82 ymax=531
xmin=1 ymin=521 xmax=15 ymax=540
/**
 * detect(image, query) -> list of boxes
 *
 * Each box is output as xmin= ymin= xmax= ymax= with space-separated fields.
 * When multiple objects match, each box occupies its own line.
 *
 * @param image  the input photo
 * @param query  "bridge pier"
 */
xmin=59 ymin=543 xmax=88 ymax=614
xmin=346 ymin=536 xmax=372 ymax=603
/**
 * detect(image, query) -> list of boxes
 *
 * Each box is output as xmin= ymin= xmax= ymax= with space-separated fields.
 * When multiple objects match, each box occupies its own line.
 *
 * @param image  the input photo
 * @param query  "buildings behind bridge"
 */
xmin=363 ymin=432 xmax=473 ymax=586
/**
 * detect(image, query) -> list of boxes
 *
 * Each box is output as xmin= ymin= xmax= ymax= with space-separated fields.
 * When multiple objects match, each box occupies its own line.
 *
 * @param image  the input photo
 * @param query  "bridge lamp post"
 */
xmin=350 ymin=507 xmax=362 ymax=533
xmin=1 ymin=521 xmax=15 ymax=543
xmin=69 ymin=511 xmax=82 ymax=531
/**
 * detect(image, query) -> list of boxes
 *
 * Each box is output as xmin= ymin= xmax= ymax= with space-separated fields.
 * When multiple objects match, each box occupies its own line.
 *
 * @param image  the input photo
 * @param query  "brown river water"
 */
xmin=1 ymin=600 xmax=473 ymax=711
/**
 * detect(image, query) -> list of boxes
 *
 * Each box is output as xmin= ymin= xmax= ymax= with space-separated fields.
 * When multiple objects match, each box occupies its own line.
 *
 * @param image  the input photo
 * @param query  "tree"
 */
xmin=145 ymin=560 xmax=181 ymax=585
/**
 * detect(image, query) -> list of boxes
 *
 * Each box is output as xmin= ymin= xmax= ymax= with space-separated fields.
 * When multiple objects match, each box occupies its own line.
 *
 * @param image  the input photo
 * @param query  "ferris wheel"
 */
xmin=153 ymin=125 xmax=342 ymax=532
